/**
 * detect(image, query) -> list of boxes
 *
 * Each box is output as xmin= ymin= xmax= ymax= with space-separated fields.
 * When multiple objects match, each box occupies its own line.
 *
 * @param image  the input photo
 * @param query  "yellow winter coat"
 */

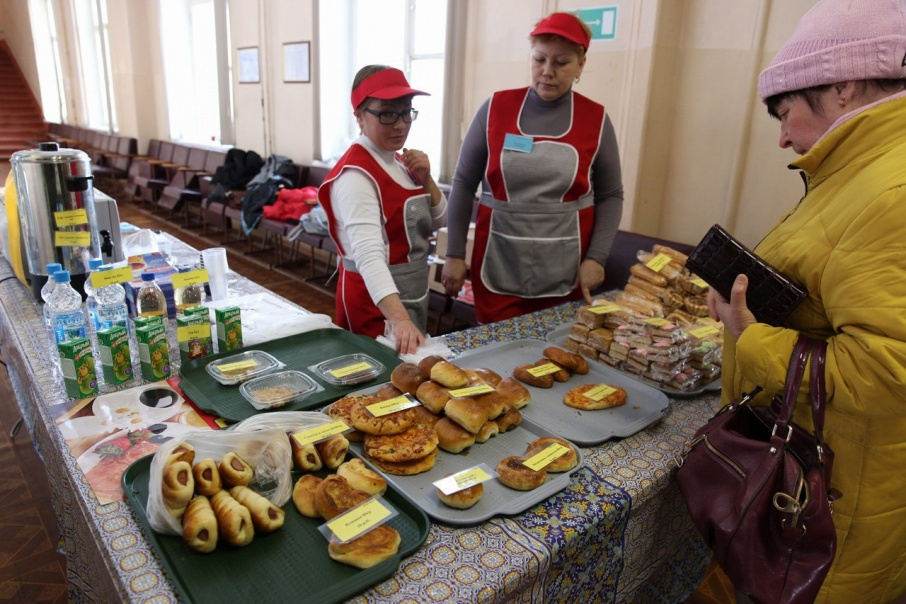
xmin=721 ymin=92 xmax=906 ymax=602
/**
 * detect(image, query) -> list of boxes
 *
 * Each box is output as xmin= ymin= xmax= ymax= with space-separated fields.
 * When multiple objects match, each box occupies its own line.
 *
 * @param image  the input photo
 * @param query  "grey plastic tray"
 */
xmin=545 ymin=324 xmax=722 ymax=398
xmin=326 ymin=400 xmax=584 ymax=525
xmin=452 ymin=339 xmax=670 ymax=445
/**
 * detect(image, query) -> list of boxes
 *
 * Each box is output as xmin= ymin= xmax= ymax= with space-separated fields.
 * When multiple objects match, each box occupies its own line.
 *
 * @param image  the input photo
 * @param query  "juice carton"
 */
xmin=133 ymin=315 xmax=164 ymax=331
xmin=136 ymin=322 xmax=171 ymax=381
xmin=215 ymin=306 xmax=242 ymax=353
xmin=97 ymin=325 xmax=134 ymax=385
xmin=177 ymin=314 xmax=213 ymax=366
xmin=58 ymin=337 xmax=98 ymax=399
xmin=183 ymin=305 xmax=210 ymax=318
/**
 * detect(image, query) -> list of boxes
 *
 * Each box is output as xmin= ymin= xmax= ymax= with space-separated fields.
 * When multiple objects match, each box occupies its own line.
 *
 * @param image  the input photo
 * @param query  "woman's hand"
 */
xmin=706 ymin=274 xmax=756 ymax=340
xmin=401 ymin=148 xmax=431 ymax=185
xmin=576 ymin=259 xmax=605 ymax=303
xmin=390 ymin=318 xmax=425 ymax=355
xmin=441 ymin=258 xmax=468 ymax=297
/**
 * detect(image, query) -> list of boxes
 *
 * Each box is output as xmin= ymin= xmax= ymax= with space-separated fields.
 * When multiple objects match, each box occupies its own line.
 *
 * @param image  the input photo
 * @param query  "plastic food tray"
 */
xmin=179 ymin=329 xmax=402 ymax=422
xmin=310 ymin=353 xmax=385 ymax=386
xmin=325 ymin=402 xmax=584 ymax=525
xmin=545 ymin=324 xmax=722 ymax=398
xmin=240 ymin=370 xmax=323 ymax=410
xmin=206 ymin=350 xmax=283 ymax=385
xmin=122 ymin=454 xmax=430 ymax=604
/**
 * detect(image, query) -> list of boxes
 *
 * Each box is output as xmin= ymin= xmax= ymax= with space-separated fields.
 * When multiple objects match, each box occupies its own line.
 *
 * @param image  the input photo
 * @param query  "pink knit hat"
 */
xmin=758 ymin=0 xmax=906 ymax=101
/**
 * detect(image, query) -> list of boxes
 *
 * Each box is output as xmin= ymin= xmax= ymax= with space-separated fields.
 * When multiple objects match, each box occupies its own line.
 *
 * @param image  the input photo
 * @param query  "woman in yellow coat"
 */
xmin=708 ymin=0 xmax=906 ymax=601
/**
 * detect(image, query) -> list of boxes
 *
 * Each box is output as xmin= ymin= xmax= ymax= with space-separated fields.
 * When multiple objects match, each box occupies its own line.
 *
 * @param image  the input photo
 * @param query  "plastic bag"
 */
xmin=146 ymin=428 xmax=292 ymax=536
xmin=377 ymin=326 xmax=452 ymax=365
xmin=231 ymin=410 xmax=336 ymax=436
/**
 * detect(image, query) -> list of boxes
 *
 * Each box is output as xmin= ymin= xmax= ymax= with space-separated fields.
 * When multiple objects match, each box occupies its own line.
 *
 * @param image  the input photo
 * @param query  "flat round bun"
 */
xmin=524 ymin=436 xmax=578 ymax=472
xmin=327 ymin=524 xmax=401 ymax=569
xmin=363 ymin=426 xmax=439 ymax=463
xmin=429 ymin=360 xmax=470 ymax=388
xmin=563 ymin=384 xmax=627 ymax=410
xmin=292 ymin=474 xmax=323 ymax=518
xmin=390 ymin=362 xmax=430 ymax=395
xmin=370 ymin=448 xmax=438 ymax=476
xmin=435 ymin=417 xmax=476 ymax=453
xmin=444 ymin=396 xmax=490 ymax=434
xmin=314 ymin=474 xmax=370 ymax=520
xmin=337 ymin=458 xmax=387 ymax=496
xmin=350 ymin=400 xmax=415 ymax=435
xmin=495 ymin=377 xmax=531 ymax=409
xmin=415 ymin=380 xmax=451 ymax=414
xmin=496 ymin=456 xmax=546 ymax=491
xmin=436 ymin=481 xmax=484 ymax=509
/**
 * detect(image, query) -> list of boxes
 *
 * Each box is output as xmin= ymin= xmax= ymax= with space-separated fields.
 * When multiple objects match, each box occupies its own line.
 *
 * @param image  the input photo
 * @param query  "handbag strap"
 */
xmin=774 ymin=336 xmax=813 ymax=431
xmin=808 ymin=338 xmax=829 ymax=449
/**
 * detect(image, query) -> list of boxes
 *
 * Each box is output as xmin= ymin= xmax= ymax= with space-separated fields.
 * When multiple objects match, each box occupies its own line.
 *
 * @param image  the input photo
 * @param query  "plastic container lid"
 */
xmin=206 ymin=350 xmax=284 ymax=385
xmin=239 ymin=370 xmax=323 ymax=410
xmin=309 ymin=353 xmax=385 ymax=386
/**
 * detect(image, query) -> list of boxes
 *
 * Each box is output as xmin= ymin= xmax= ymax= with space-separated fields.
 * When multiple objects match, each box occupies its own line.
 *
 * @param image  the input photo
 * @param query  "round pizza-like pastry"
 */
xmin=363 ymin=426 xmax=439 ymax=463
xmin=563 ymin=384 xmax=628 ymax=410
xmin=350 ymin=399 xmax=415 ymax=435
xmin=369 ymin=448 xmax=438 ymax=476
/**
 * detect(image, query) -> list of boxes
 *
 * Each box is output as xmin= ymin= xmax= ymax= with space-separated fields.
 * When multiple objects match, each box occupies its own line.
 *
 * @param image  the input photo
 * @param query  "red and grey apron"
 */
xmin=472 ymin=87 xmax=605 ymax=323
xmin=319 ymin=144 xmax=432 ymax=338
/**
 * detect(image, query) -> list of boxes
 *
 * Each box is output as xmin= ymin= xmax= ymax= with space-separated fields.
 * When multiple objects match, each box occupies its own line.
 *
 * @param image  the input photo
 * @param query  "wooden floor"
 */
xmin=0 ymin=164 xmax=730 ymax=602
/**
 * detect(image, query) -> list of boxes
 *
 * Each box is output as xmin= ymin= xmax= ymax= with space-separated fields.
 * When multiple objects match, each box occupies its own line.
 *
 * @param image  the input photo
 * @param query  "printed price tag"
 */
xmin=690 ymin=277 xmax=709 ymax=288
xmin=327 ymin=498 xmax=392 ymax=543
xmin=366 ymin=394 xmax=420 ymax=417
xmin=588 ymin=303 xmax=621 ymax=314
xmin=215 ymin=359 xmax=259 ymax=373
xmin=53 ymin=209 xmax=88 ymax=227
xmin=54 ymin=231 xmax=91 ymax=247
xmin=645 ymin=252 xmax=673 ymax=272
xmin=91 ymin=266 xmax=133 ymax=288
xmin=433 ymin=465 xmax=494 ymax=496
xmin=686 ymin=325 xmax=721 ymax=338
xmin=177 ymin=324 xmax=209 ymax=342
xmin=527 ymin=363 xmax=562 ymax=377
xmin=583 ymin=384 xmax=617 ymax=401
xmin=643 ymin=317 xmax=671 ymax=327
xmin=293 ymin=420 xmax=350 ymax=447
xmin=329 ymin=361 xmax=374 ymax=378
xmin=522 ymin=443 xmax=569 ymax=471
xmin=448 ymin=383 xmax=496 ymax=397
xmin=171 ymin=269 xmax=209 ymax=288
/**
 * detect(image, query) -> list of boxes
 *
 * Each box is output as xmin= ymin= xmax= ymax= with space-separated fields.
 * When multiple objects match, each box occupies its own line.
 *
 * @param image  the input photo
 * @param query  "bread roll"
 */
xmin=436 ymin=481 xmax=484 ymax=509
xmin=475 ymin=420 xmax=500 ymax=443
xmin=350 ymin=400 xmax=415 ymax=436
xmin=415 ymin=380 xmax=451 ymax=414
xmin=630 ymin=263 xmax=669 ymax=287
xmin=495 ymin=377 xmax=531 ymax=409
xmin=474 ymin=390 xmax=511 ymax=420
xmin=375 ymin=382 xmax=404 ymax=400
xmin=167 ymin=442 xmax=196 ymax=466
xmin=291 ymin=439 xmax=323 ymax=472
xmin=410 ymin=404 xmax=441 ymax=429
xmin=496 ymin=456 xmax=546 ymax=491
xmin=292 ymin=474 xmax=323 ymax=518
xmin=467 ymin=367 xmax=502 ymax=387
xmin=182 ymin=495 xmax=218 ymax=553
xmin=390 ymin=362 xmax=429 ymax=395
xmin=495 ymin=408 xmax=523 ymax=433
xmin=337 ymin=458 xmax=387 ymax=496
xmin=444 ymin=396 xmax=490 ymax=434
xmin=327 ymin=525 xmax=401 ymax=569
xmin=543 ymin=346 xmax=589 ymax=375
xmin=230 ymin=485 xmax=285 ymax=533
xmin=219 ymin=452 xmax=254 ymax=487
xmin=316 ymin=434 xmax=350 ymax=470
xmin=513 ymin=364 xmax=554 ymax=388
xmin=363 ymin=426 xmax=439 ymax=463
xmin=314 ymin=475 xmax=370 ymax=520
xmin=162 ymin=460 xmax=195 ymax=519
xmin=417 ymin=354 xmax=446 ymax=374
xmin=534 ymin=358 xmax=570 ymax=382
xmin=524 ymin=436 xmax=578 ymax=472
xmin=210 ymin=490 xmax=254 ymax=547
xmin=430 ymin=360 xmax=470 ymax=388
xmin=192 ymin=458 xmax=222 ymax=497
xmin=434 ymin=417 xmax=476 ymax=453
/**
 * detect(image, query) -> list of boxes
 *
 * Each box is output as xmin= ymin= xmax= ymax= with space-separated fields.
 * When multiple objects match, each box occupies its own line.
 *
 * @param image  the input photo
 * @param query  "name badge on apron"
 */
xmin=503 ymin=133 xmax=533 ymax=153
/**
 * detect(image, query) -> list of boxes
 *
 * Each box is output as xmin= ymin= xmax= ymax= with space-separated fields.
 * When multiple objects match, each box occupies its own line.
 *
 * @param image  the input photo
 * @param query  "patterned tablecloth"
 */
xmin=0 ymin=225 xmax=715 ymax=603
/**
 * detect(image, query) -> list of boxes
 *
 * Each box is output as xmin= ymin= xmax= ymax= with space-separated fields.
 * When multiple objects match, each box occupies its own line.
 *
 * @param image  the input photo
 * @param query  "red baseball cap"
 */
xmin=530 ymin=13 xmax=591 ymax=50
xmin=350 ymin=68 xmax=429 ymax=110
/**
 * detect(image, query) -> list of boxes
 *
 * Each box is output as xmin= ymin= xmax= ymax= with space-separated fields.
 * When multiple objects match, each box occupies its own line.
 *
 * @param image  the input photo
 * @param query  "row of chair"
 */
xmin=45 ymin=123 xmax=138 ymax=183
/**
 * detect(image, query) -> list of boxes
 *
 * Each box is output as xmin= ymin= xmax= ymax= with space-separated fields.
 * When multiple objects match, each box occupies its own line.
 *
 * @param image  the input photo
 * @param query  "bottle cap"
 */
xmin=46 ymin=262 xmax=63 ymax=274
xmin=89 ymin=257 xmax=103 ymax=270
xmin=53 ymin=270 xmax=71 ymax=283
xmin=141 ymin=271 xmax=156 ymax=282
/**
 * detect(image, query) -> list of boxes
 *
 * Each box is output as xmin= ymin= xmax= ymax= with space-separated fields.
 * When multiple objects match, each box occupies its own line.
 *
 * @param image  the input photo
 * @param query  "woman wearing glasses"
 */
xmin=441 ymin=12 xmax=624 ymax=323
xmin=318 ymin=65 xmax=446 ymax=354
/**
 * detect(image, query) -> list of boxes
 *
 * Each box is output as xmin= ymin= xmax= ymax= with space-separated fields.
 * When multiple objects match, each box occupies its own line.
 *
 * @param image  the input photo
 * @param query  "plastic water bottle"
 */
xmin=136 ymin=271 xmax=168 ymax=317
xmin=174 ymin=266 xmax=204 ymax=312
xmin=41 ymin=262 xmax=63 ymax=327
xmin=47 ymin=270 xmax=88 ymax=344
xmin=95 ymin=265 xmax=131 ymax=335
xmin=83 ymin=257 xmax=104 ymax=331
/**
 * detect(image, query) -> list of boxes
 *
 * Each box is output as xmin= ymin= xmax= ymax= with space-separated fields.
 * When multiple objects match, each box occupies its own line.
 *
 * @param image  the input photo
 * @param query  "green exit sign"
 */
xmin=576 ymin=6 xmax=618 ymax=41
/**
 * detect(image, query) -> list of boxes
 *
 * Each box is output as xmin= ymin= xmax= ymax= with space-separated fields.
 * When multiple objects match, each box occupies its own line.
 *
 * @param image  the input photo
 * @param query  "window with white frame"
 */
xmin=29 ymin=0 xmax=67 ymax=124
xmin=318 ymin=0 xmax=448 ymax=177
xmin=71 ymin=0 xmax=115 ymax=131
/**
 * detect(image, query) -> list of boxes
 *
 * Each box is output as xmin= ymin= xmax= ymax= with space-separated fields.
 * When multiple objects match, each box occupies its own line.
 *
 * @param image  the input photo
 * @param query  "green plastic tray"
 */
xmin=122 ymin=454 xmax=430 ymax=604
xmin=179 ymin=328 xmax=402 ymax=422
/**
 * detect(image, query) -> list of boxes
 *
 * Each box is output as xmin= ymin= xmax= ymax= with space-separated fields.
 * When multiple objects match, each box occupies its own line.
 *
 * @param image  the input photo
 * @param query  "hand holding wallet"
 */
xmin=685 ymin=224 xmax=807 ymax=326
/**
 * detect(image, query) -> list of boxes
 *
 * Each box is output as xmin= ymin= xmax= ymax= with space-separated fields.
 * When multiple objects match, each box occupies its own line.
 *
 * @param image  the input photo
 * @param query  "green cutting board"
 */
xmin=179 ymin=328 xmax=402 ymax=422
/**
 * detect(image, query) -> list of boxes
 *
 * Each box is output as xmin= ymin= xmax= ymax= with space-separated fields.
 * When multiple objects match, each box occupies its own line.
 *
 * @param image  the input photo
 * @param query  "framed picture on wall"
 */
xmin=238 ymin=47 xmax=260 ymax=84
xmin=283 ymin=41 xmax=310 ymax=83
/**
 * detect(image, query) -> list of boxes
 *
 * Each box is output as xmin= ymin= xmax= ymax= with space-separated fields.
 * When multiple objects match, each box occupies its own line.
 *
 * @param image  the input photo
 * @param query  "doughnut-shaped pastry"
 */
xmin=524 ymin=436 xmax=579 ymax=472
xmin=337 ymin=458 xmax=387 ymax=496
xmin=316 ymin=433 xmax=350 ymax=470
xmin=430 ymin=360 xmax=470 ymax=388
xmin=496 ymin=456 xmax=547 ymax=491
xmin=513 ymin=364 xmax=554 ymax=388
xmin=292 ymin=474 xmax=323 ymax=518
xmin=230 ymin=485 xmax=285 ymax=533
xmin=543 ymin=346 xmax=589 ymax=375
xmin=182 ymin=495 xmax=218 ymax=553
xmin=192 ymin=458 xmax=222 ymax=497
xmin=219 ymin=452 xmax=254 ymax=487
xmin=162 ymin=460 xmax=195 ymax=519
xmin=210 ymin=489 xmax=254 ymax=547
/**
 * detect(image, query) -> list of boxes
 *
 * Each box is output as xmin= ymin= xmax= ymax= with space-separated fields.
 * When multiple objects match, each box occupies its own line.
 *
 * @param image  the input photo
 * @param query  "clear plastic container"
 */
xmin=239 ymin=370 xmax=322 ymax=410
xmin=206 ymin=350 xmax=283 ymax=385
xmin=309 ymin=353 xmax=384 ymax=386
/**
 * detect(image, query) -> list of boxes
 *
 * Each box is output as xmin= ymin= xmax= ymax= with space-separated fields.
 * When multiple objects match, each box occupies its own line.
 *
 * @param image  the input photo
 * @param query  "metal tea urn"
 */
xmin=11 ymin=142 xmax=100 ymax=300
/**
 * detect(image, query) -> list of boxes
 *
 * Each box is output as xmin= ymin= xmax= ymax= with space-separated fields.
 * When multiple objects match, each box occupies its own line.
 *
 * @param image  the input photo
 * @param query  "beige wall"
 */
xmin=1 ymin=0 xmax=816 ymax=248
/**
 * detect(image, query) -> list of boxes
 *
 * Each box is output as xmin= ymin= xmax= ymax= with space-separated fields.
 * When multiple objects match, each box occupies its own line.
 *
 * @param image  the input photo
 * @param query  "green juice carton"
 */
xmin=133 ymin=315 xmax=164 ymax=331
xmin=58 ymin=337 xmax=98 ymax=399
xmin=215 ymin=306 xmax=242 ymax=353
xmin=136 ymin=322 xmax=171 ymax=381
xmin=97 ymin=325 xmax=134 ymax=385
xmin=183 ymin=305 xmax=209 ymax=318
xmin=177 ymin=314 xmax=213 ymax=366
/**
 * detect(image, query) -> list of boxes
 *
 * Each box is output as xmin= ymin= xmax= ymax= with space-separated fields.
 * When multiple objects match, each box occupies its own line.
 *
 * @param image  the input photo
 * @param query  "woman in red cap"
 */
xmin=318 ymin=65 xmax=446 ymax=354
xmin=441 ymin=12 xmax=623 ymax=324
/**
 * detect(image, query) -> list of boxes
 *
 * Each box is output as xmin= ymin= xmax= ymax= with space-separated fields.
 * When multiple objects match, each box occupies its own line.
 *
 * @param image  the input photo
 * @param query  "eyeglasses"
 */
xmin=364 ymin=108 xmax=419 ymax=124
